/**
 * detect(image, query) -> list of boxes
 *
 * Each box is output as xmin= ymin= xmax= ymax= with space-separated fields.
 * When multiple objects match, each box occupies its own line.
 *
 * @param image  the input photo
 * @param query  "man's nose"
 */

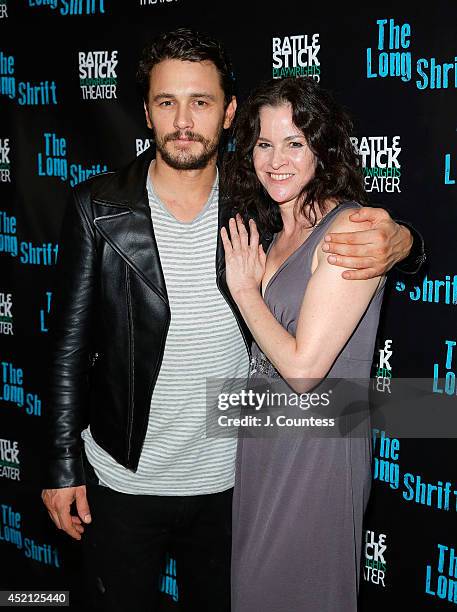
xmin=173 ymin=103 xmax=193 ymax=131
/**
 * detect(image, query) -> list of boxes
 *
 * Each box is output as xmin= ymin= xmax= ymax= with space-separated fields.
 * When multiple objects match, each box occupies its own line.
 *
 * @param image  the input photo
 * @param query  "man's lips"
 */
xmin=169 ymin=137 xmax=200 ymax=144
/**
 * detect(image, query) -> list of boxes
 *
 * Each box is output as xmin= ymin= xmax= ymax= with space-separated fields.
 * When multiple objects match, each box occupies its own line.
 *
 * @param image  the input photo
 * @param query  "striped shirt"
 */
xmin=81 ymin=167 xmax=250 ymax=495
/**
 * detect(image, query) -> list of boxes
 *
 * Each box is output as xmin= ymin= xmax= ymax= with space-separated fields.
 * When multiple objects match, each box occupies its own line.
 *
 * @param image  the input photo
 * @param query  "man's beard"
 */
xmin=154 ymin=125 xmax=223 ymax=170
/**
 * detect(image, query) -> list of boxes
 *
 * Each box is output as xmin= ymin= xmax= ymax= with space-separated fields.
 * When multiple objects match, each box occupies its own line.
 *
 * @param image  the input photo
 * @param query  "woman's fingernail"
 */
xmin=328 ymin=256 xmax=337 ymax=263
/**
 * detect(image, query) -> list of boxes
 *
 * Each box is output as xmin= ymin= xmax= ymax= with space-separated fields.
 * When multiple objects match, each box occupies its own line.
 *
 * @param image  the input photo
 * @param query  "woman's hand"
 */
xmin=220 ymin=214 xmax=266 ymax=300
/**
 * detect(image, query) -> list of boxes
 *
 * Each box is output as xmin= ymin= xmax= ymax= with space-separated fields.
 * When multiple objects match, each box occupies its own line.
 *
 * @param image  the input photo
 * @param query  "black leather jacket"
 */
xmin=44 ymin=147 xmax=252 ymax=489
xmin=44 ymin=146 xmax=424 ymax=489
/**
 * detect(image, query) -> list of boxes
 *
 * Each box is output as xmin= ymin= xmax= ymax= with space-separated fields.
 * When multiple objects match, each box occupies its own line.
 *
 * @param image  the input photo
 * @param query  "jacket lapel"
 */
xmin=92 ymin=146 xmax=168 ymax=303
xmin=90 ymin=147 xmax=274 ymax=304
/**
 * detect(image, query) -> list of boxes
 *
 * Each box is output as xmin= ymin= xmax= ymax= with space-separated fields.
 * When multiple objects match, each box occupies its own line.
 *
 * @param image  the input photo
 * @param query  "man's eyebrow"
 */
xmin=152 ymin=93 xmax=217 ymax=101
xmin=189 ymin=93 xmax=217 ymax=100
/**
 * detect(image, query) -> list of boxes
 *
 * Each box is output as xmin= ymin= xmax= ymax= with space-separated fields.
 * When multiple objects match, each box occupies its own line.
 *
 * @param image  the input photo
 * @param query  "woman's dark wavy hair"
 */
xmin=222 ymin=77 xmax=367 ymax=235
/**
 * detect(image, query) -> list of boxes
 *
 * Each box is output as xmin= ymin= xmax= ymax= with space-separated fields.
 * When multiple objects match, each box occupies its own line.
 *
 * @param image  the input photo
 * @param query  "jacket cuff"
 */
xmin=394 ymin=220 xmax=426 ymax=275
xmin=43 ymin=454 xmax=86 ymax=489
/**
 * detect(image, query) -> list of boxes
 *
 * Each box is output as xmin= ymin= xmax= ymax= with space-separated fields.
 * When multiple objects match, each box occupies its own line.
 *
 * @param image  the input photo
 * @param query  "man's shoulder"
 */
xmin=73 ymin=170 xmax=115 ymax=199
xmin=72 ymin=147 xmax=155 ymax=208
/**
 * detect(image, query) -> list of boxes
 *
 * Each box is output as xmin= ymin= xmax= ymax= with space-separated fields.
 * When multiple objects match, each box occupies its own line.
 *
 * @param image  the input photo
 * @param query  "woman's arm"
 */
xmin=222 ymin=212 xmax=383 ymax=390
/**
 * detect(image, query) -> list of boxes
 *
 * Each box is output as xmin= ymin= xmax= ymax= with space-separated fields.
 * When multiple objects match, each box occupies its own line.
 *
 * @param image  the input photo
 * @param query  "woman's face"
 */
xmin=252 ymin=103 xmax=316 ymax=208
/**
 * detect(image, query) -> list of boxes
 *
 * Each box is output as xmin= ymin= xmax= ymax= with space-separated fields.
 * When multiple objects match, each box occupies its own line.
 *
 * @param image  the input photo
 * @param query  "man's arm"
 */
xmin=322 ymin=206 xmax=425 ymax=280
xmin=41 ymin=184 xmax=96 ymax=539
xmin=391 ymin=219 xmax=426 ymax=275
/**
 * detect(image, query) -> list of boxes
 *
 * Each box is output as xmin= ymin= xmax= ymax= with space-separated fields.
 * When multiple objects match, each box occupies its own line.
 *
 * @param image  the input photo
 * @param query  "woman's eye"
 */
xmin=290 ymin=141 xmax=303 ymax=148
xmin=257 ymin=142 xmax=271 ymax=149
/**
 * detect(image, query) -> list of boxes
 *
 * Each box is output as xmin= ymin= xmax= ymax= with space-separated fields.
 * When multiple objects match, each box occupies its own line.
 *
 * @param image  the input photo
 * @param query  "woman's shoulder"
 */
xmin=325 ymin=201 xmax=370 ymax=233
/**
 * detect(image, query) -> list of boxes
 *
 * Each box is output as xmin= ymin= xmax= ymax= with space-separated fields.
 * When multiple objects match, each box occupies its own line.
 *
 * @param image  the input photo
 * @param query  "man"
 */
xmin=41 ymin=28 xmax=423 ymax=612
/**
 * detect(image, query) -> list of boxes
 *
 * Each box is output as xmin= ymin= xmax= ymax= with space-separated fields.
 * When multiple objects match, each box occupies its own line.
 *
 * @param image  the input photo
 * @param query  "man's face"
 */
xmin=144 ymin=58 xmax=236 ymax=170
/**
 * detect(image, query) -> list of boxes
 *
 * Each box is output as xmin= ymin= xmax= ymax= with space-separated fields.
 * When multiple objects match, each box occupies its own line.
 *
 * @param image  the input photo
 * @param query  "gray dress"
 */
xmin=231 ymin=202 xmax=385 ymax=612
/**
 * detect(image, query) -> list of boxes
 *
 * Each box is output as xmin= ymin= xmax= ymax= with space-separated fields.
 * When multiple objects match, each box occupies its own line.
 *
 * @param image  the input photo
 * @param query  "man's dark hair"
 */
xmin=136 ymin=28 xmax=235 ymax=106
xmin=222 ymin=77 xmax=368 ymax=235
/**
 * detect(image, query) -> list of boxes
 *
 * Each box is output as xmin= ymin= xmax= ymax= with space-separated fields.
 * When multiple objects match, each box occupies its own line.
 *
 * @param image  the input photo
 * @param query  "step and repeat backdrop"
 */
xmin=1 ymin=1 xmax=456 ymax=610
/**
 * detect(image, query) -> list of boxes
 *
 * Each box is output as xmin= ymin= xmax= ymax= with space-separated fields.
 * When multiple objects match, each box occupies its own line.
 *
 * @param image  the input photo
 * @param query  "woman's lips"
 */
xmin=267 ymin=172 xmax=294 ymax=182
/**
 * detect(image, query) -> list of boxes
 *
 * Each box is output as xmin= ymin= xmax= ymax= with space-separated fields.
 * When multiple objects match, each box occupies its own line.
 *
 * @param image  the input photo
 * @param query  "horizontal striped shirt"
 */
xmin=81 ymin=166 xmax=250 ymax=494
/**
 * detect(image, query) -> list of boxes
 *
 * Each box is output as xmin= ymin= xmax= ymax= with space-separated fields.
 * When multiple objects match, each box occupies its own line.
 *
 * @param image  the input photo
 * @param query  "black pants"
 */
xmin=81 ymin=456 xmax=232 ymax=612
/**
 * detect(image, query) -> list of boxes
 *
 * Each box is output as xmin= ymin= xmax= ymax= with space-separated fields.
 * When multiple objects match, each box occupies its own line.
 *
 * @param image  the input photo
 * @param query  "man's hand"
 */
xmin=41 ymin=485 xmax=91 ymax=541
xmin=322 ymin=206 xmax=413 ymax=280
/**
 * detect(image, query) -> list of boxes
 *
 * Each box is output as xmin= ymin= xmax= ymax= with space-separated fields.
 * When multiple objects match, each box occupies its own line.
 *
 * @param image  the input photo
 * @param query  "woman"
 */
xmin=221 ymin=77 xmax=385 ymax=612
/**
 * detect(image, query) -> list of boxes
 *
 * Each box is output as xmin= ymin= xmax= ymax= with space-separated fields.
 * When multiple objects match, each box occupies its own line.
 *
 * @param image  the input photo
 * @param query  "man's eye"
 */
xmin=194 ymin=100 xmax=208 ymax=107
xmin=160 ymin=100 xmax=173 ymax=107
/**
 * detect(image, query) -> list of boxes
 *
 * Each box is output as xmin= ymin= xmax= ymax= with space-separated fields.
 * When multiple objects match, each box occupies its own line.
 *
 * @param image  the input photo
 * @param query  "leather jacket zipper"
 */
xmin=125 ymin=264 xmax=135 ymax=458
xmin=216 ymin=268 xmax=251 ymax=357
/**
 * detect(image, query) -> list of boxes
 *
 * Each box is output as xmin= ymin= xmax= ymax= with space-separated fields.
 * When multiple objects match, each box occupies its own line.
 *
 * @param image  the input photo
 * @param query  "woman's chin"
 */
xmin=267 ymin=192 xmax=297 ymax=207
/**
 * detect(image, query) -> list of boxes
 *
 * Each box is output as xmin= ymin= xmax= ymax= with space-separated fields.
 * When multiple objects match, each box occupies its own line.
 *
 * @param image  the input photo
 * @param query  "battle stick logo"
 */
xmin=136 ymin=139 xmax=152 ymax=157
xmin=79 ymin=51 xmax=118 ymax=100
xmin=0 ymin=293 xmax=13 ymax=336
xmin=373 ymin=339 xmax=392 ymax=393
xmin=0 ymin=1 xmax=8 ymax=19
xmin=0 ymin=138 xmax=10 ymax=182
xmin=28 ymin=0 xmax=105 ymax=15
xmin=367 ymin=18 xmax=457 ymax=90
xmin=0 ymin=438 xmax=20 ymax=481
xmin=351 ymin=136 xmax=401 ymax=193
xmin=425 ymin=544 xmax=457 ymax=604
xmin=364 ymin=530 xmax=387 ymax=587
xmin=272 ymin=34 xmax=320 ymax=81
